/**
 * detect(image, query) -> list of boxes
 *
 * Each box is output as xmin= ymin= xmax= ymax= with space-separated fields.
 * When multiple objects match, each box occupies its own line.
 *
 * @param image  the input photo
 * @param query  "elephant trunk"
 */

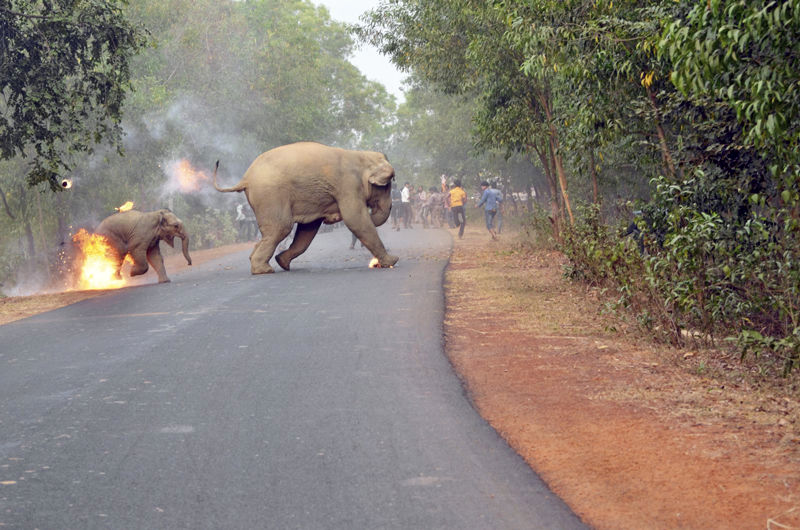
xmin=180 ymin=230 xmax=192 ymax=265
xmin=369 ymin=190 xmax=392 ymax=227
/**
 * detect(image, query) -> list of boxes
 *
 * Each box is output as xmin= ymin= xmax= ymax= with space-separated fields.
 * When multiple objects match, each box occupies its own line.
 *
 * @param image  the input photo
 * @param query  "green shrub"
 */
xmin=561 ymin=171 xmax=800 ymax=376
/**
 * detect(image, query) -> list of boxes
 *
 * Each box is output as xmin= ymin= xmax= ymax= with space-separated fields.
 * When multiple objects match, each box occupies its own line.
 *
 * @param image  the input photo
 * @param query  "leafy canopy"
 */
xmin=0 ymin=0 xmax=147 ymax=189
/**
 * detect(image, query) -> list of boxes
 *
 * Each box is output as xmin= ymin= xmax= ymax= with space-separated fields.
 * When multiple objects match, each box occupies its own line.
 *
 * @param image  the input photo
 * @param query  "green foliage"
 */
xmin=643 ymin=182 xmax=800 ymax=375
xmin=0 ymin=0 xmax=148 ymax=189
xmin=562 ymin=203 xmax=631 ymax=285
xmin=0 ymin=0 xmax=399 ymax=292
xmin=182 ymin=207 xmax=237 ymax=250
xmin=517 ymin=204 xmax=558 ymax=251
xmin=562 ymin=172 xmax=800 ymax=375
xmin=126 ymin=0 xmax=395 ymax=148
xmin=662 ymin=0 xmax=800 ymax=192
xmin=385 ymin=84 xmax=542 ymax=194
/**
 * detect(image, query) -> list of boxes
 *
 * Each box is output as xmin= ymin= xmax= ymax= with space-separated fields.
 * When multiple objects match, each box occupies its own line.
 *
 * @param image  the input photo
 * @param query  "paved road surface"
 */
xmin=0 ymin=226 xmax=585 ymax=529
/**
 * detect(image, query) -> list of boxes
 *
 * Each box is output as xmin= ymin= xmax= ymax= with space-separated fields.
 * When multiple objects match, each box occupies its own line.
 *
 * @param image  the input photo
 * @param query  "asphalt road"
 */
xmin=0 ymin=226 xmax=585 ymax=529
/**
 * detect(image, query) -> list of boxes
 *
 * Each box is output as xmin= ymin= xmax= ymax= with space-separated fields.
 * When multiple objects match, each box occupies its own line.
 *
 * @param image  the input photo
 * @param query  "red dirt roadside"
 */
xmin=445 ymin=226 xmax=799 ymax=529
xmin=1 ymin=235 xmax=799 ymax=528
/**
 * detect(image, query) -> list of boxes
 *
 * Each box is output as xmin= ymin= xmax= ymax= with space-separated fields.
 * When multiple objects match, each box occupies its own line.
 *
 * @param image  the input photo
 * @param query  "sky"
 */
xmin=313 ymin=0 xmax=406 ymax=102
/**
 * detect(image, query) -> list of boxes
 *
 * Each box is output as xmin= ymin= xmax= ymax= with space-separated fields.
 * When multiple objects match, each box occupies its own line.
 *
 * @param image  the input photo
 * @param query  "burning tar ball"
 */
xmin=60 ymin=178 xmax=73 ymax=189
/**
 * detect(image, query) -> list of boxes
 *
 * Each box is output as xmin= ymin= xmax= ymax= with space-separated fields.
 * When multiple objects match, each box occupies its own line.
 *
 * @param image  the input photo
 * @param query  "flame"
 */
xmin=116 ymin=201 xmax=134 ymax=212
xmin=71 ymin=229 xmax=129 ymax=290
xmin=169 ymin=159 xmax=210 ymax=193
xmin=369 ymin=257 xmax=392 ymax=268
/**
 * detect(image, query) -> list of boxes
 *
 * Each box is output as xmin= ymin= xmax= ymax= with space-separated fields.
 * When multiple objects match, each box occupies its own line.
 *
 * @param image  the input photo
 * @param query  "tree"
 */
xmin=358 ymin=0 xmax=578 ymax=234
xmin=662 ymin=0 xmax=800 ymax=202
xmin=0 ymin=0 xmax=147 ymax=189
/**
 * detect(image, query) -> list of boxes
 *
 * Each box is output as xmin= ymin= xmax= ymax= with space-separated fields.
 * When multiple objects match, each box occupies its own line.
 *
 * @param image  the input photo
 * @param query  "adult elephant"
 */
xmin=95 ymin=209 xmax=192 ymax=283
xmin=213 ymin=142 xmax=398 ymax=274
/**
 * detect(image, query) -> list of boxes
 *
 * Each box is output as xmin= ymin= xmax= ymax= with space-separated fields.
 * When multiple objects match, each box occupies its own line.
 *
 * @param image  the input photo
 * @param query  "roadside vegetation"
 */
xmin=358 ymin=0 xmax=800 ymax=381
xmin=2 ymin=0 xmax=799 ymax=383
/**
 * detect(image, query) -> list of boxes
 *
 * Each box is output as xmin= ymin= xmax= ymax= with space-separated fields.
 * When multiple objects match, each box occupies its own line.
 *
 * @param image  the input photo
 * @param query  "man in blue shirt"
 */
xmin=493 ymin=185 xmax=504 ymax=234
xmin=476 ymin=180 xmax=502 ymax=240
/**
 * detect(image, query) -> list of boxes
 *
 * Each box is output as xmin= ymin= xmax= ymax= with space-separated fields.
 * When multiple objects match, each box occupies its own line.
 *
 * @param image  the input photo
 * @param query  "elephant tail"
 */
xmin=212 ymin=160 xmax=246 ymax=193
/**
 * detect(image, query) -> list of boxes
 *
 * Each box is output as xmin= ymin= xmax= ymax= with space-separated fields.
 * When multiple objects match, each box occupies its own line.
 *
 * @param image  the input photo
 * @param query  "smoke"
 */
xmin=2 ymin=94 xmax=266 ymax=298
xmin=132 ymin=95 xmax=261 ymax=212
xmin=3 ymin=267 xmax=53 ymax=297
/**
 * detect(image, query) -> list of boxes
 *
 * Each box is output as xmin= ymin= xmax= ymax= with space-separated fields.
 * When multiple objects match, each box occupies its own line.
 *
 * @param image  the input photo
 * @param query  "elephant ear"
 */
xmin=158 ymin=211 xmax=176 ymax=248
xmin=366 ymin=160 xmax=394 ymax=187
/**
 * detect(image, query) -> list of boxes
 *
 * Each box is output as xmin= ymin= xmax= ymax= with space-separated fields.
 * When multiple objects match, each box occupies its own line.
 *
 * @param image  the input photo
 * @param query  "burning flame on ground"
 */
xmin=116 ymin=201 xmax=134 ymax=212
xmin=71 ymin=229 xmax=131 ymax=290
xmin=369 ymin=257 xmax=393 ymax=269
xmin=169 ymin=159 xmax=211 ymax=193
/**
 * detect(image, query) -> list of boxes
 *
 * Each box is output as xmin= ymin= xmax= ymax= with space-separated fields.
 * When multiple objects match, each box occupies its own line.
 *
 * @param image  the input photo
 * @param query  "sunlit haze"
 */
xmin=314 ymin=0 xmax=406 ymax=102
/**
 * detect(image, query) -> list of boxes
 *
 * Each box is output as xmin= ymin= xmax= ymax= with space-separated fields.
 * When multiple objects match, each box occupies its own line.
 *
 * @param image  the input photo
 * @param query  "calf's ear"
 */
xmin=157 ymin=211 xmax=175 ymax=247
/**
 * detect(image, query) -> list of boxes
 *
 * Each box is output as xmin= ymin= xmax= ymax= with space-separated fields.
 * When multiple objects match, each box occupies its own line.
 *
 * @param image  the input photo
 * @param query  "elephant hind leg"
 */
xmin=276 ymin=219 xmax=322 ymax=271
xmin=250 ymin=223 xmax=293 ymax=274
xmin=112 ymin=257 xmax=125 ymax=280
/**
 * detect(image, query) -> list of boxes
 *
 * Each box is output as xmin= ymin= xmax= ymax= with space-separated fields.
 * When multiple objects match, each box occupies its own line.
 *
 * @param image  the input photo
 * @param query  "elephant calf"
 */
xmin=95 ymin=208 xmax=191 ymax=283
xmin=214 ymin=141 xmax=398 ymax=274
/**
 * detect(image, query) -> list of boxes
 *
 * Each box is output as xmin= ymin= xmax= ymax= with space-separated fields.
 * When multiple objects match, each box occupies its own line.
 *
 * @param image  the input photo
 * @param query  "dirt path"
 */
xmin=2 ymin=235 xmax=799 ymax=528
xmin=445 ymin=226 xmax=799 ymax=529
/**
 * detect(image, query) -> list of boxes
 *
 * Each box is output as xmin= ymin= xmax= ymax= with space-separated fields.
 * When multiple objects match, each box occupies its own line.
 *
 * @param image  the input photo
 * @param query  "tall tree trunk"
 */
xmin=533 ymin=142 xmax=562 ymax=242
xmin=539 ymin=90 xmax=574 ymax=225
xmin=35 ymin=191 xmax=48 ymax=255
xmin=0 ymin=185 xmax=15 ymax=219
xmin=24 ymin=222 xmax=35 ymax=259
xmin=646 ymin=84 xmax=678 ymax=179
xmin=588 ymin=148 xmax=599 ymax=204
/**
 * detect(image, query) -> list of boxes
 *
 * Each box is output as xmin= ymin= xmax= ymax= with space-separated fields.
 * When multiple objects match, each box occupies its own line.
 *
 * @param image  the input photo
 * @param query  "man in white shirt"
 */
xmin=401 ymin=182 xmax=412 ymax=228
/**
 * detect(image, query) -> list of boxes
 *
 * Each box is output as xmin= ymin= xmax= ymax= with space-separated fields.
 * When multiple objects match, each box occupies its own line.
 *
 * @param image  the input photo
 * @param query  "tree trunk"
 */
xmin=646 ymin=84 xmax=678 ymax=179
xmin=534 ymin=142 xmax=562 ymax=242
xmin=24 ymin=222 xmax=35 ymax=259
xmin=0 ymin=185 xmax=15 ymax=219
xmin=539 ymin=90 xmax=574 ymax=225
xmin=589 ymin=149 xmax=599 ymax=205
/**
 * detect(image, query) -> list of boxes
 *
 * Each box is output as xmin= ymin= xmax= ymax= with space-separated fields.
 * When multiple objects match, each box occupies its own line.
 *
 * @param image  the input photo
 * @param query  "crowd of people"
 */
xmin=389 ymin=177 xmax=504 ymax=239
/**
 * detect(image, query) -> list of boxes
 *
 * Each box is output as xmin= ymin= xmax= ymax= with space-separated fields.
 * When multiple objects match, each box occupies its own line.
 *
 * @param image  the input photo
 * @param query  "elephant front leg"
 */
xmin=146 ymin=245 xmax=170 ymax=283
xmin=128 ymin=248 xmax=150 ymax=278
xmin=276 ymin=219 xmax=323 ymax=271
xmin=341 ymin=202 xmax=399 ymax=268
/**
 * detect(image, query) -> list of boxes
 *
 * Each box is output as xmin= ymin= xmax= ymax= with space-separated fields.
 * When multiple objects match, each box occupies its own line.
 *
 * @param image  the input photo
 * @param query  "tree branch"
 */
xmin=0 ymin=184 xmax=16 ymax=220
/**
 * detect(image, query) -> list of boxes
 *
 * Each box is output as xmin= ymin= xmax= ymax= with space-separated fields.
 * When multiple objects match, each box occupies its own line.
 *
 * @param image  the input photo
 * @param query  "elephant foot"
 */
xmin=251 ymin=263 xmax=275 ymax=275
xmin=379 ymin=254 xmax=399 ymax=268
xmin=275 ymin=251 xmax=292 ymax=271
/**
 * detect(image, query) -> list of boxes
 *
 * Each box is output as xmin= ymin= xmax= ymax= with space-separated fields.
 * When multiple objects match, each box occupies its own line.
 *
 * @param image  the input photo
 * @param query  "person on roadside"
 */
xmin=401 ymin=182 xmax=413 ymax=228
xmin=493 ymin=184 xmax=504 ymax=234
xmin=424 ymin=186 xmax=440 ymax=228
xmin=235 ymin=202 xmax=250 ymax=241
xmin=416 ymin=185 xmax=428 ymax=226
xmin=449 ymin=179 xmax=467 ymax=239
xmin=443 ymin=183 xmax=455 ymax=228
xmin=476 ymin=180 xmax=502 ymax=240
